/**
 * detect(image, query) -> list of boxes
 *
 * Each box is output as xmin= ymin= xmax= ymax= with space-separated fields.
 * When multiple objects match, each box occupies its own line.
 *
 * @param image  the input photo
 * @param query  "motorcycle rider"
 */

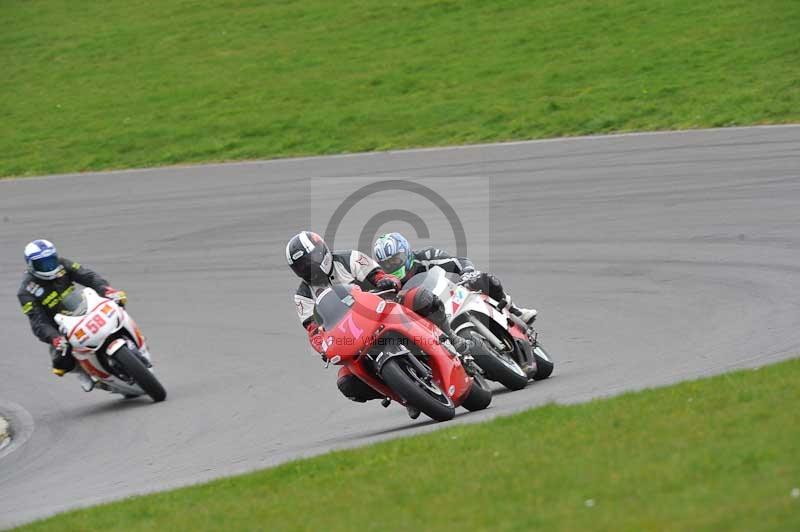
xmin=287 ymin=231 xmax=407 ymax=408
xmin=373 ymin=232 xmax=538 ymax=325
xmin=17 ymin=239 xmax=128 ymax=392
xmin=287 ymin=231 xmax=483 ymax=420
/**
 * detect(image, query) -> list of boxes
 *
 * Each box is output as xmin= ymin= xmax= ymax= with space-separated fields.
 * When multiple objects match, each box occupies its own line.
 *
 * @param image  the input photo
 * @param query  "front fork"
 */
xmin=437 ymin=333 xmax=486 ymax=380
xmin=515 ymin=331 xmax=539 ymax=379
xmin=502 ymin=306 xmax=541 ymax=378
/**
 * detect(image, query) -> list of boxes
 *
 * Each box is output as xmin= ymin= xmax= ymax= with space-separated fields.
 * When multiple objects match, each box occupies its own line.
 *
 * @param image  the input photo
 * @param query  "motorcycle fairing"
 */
xmin=318 ymin=286 xmax=473 ymax=405
xmin=53 ymin=287 xmax=151 ymax=396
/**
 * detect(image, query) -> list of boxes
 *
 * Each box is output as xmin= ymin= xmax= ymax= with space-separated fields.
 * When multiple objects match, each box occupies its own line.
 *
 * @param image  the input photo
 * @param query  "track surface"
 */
xmin=1 ymin=126 xmax=799 ymax=528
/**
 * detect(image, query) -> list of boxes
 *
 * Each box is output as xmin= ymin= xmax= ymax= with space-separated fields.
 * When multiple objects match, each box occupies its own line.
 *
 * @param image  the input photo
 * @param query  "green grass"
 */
xmin=1 ymin=0 xmax=798 ymax=177
xmin=18 ymin=357 xmax=800 ymax=531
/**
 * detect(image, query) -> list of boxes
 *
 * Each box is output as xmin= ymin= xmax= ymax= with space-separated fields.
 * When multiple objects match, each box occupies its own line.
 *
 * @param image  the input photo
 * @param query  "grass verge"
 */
xmin=18 ymin=357 xmax=800 ymax=531
xmin=2 ymin=0 xmax=799 ymax=177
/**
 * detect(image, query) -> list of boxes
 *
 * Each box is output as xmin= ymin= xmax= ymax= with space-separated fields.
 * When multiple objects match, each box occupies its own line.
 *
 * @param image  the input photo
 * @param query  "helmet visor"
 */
xmin=377 ymin=250 xmax=408 ymax=276
xmin=290 ymin=246 xmax=333 ymax=286
xmin=31 ymin=254 xmax=60 ymax=274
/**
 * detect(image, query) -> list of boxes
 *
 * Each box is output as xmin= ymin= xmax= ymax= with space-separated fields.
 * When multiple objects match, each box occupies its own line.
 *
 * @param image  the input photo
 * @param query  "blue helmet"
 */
xmin=373 ymin=233 xmax=414 ymax=279
xmin=24 ymin=239 xmax=64 ymax=280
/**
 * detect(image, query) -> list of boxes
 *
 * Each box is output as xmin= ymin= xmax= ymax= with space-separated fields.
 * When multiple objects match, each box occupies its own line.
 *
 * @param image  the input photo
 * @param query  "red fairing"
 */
xmin=319 ymin=288 xmax=475 ymax=408
xmin=306 ymin=322 xmax=325 ymax=353
xmin=397 ymin=286 xmax=420 ymax=309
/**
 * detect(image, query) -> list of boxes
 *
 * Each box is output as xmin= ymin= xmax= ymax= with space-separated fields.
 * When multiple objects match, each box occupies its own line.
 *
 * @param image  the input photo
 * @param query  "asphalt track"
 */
xmin=1 ymin=125 xmax=799 ymax=528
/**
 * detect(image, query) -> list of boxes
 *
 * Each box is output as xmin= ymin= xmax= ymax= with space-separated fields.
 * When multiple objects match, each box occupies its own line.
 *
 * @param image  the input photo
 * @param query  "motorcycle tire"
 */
xmin=460 ymin=374 xmax=492 ymax=412
xmin=381 ymin=358 xmax=455 ymax=422
xmin=114 ymin=346 xmax=167 ymax=402
xmin=460 ymin=331 xmax=528 ymax=391
xmin=532 ymin=343 xmax=554 ymax=380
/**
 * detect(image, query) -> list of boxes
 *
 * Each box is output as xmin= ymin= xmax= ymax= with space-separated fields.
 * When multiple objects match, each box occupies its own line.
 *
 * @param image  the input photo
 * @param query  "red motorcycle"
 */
xmin=315 ymin=284 xmax=492 ymax=421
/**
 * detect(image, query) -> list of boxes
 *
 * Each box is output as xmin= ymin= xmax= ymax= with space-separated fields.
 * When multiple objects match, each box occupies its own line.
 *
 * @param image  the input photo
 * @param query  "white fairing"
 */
xmin=423 ymin=267 xmax=509 ymax=331
xmin=54 ymin=288 xmax=154 ymax=396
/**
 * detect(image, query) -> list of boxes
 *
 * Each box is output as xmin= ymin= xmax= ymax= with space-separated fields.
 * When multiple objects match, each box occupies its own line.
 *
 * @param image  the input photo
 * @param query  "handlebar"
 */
xmin=370 ymin=288 xmax=397 ymax=296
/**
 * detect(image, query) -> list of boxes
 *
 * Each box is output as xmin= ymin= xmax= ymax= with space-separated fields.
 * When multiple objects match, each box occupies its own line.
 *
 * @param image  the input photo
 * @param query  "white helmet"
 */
xmin=24 ymin=239 xmax=65 ymax=280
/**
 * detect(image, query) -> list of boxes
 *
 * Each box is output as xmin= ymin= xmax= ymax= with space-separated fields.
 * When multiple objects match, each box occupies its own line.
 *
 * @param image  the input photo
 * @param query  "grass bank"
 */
xmin=2 ymin=0 xmax=798 ymax=177
xmin=19 ymin=357 xmax=800 ymax=531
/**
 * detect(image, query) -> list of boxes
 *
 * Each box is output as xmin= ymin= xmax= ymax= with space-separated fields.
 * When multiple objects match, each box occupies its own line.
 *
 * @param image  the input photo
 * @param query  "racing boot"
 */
xmin=74 ymin=367 xmax=95 ymax=392
xmin=429 ymin=299 xmax=474 ymax=355
xmin=448 ymin=333 xmax=474 ymax=355
xmin=510 ymin=304 xmax=537 ymax=325
xmin=406 ymin=405 xmax=421 ymax=420
xmin=502 ymin=296 xmax=537 ymax=326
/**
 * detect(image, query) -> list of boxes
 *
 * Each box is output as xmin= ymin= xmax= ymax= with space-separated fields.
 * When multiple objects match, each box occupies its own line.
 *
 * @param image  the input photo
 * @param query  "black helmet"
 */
xmin=286 ymin=231 xmax=334 ymax=285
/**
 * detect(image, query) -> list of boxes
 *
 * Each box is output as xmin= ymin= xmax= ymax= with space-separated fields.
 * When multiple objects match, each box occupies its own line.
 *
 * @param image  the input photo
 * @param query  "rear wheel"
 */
xmin=460 ymin=331 xmax=528 ymax=391
xmin=532 ymin=343 xmax=554 ymax=380
xmin=114 ymin=346 xmax=167 ymax=402
xmin=381 ymin=358 xmax=455 ymax=422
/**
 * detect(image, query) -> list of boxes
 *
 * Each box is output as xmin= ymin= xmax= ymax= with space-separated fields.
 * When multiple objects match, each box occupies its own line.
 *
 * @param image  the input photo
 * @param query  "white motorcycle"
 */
xmin=54 ymin=287 xmax=166 ymax=402
xmin=401 ymin=266 xmax=554 ymax=391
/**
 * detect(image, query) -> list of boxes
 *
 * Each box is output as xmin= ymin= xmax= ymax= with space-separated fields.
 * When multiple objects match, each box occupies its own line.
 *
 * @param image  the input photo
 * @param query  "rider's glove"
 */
xmin=51 ymin=336 xmax=69 ymax=354
xmin=104 ymin=287 xmax=127 ymax=307
xmin=460 ymin=270 xmax=482 ymax=287
xmin=373 ymin=271 xmax=401 ymax=291
xmin=306 ymin=322 xmax=326 ymax=354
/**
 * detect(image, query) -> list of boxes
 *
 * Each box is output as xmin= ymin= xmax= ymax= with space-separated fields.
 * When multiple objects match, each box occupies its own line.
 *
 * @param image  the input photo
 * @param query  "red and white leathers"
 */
xmin=293 ymin=250 xmax=400 ymax=353
xmin=292 ymin=250 xmax=400 ymax=403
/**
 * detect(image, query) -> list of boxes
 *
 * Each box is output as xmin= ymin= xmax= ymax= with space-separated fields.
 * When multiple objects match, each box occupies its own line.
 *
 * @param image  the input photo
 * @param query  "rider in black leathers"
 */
xmin=17 ymin=239 xmax=127 ymax=389
xmin=373 ymin=233 xmax=537 ymax=324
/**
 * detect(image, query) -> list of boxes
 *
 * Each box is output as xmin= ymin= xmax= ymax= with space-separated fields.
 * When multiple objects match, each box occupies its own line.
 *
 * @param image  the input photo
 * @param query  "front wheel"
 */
xmin=460 ymin=374 xmax=492 ymax=412
xmin=460 ymin=331 xmax=528 ymax=391
xmin=114 ymin=346 xmax=167 ymax=402
xmin=532 ymin=343 xmax=554 ymax=380
xmin=381 ymin=358 xmax=455 ymax=422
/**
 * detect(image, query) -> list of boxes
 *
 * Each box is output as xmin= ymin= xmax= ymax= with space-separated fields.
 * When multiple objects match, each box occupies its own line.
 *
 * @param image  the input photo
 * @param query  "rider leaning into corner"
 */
xmin=286 ymin=231 xmax=412 ymax=403
xmin=286 ymin=231 xmax=407 ymax=407
xmin=372 ymin=232 xmax=538 ymax=325
xmin=17 ymin=239 xmax=128 ymax=392
xmin=287 ymin=231 xmax=515 ymax=419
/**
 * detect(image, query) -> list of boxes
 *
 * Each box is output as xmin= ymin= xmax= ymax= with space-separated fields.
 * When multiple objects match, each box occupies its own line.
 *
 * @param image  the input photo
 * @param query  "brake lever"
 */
xmin=371 ymin=289 xmax=397 ymax=296
xmin=371 ymin=289 xmax=398 ymax=301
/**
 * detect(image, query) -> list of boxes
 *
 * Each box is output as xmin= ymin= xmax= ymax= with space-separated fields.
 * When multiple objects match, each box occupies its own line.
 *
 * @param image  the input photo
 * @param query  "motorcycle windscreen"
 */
xmin=398 ymin=267 xmax=442 ymax=297
xmin=313 ymin=284 xmax=356 ymax=330
xmin=59 ymin=289 xmax=88 ymax=316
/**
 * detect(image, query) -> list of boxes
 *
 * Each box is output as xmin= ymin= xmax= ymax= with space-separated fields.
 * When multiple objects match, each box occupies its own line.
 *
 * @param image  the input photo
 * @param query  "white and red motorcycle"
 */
xmin=402 ymin=266 xmax=554 ymax=391
xmin=54 ymin=287 xmax=166 ymax=402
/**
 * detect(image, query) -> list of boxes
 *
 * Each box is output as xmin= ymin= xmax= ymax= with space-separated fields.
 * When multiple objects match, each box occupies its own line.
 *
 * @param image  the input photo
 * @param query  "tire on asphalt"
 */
xmin=381 ymin=358 xmax=455 ymax=422
xmin=460 ymin=330 xmax=528 ymax=391
xmin=114 ymin=346 xmax=167 ymax=402
xmin=532 ymin=343 xmax=554 ymax=380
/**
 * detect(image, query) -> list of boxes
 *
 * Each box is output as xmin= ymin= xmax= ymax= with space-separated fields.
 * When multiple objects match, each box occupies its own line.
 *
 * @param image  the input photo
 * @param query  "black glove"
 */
xmin=375 ymin=275 xmax=401 ymax=291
